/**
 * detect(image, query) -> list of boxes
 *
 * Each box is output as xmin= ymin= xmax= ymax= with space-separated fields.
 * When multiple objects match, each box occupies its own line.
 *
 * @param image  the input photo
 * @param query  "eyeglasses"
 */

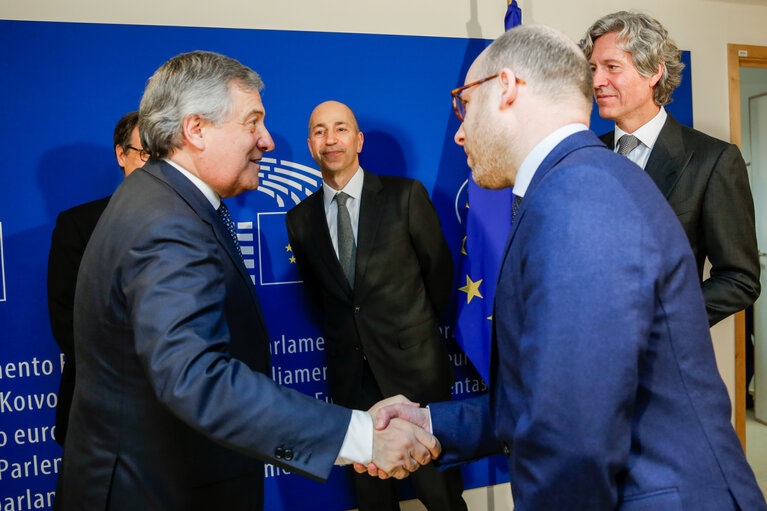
xmin=451 ymin=73 xmax=526 ymax=122
xmin=126 ymin=145 xmax=150 ymax=162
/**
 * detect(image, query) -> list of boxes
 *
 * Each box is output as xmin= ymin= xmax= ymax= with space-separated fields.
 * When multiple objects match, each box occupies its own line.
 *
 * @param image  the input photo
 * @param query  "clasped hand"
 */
xmin=361 ymin=396 xmax=437 ymax=479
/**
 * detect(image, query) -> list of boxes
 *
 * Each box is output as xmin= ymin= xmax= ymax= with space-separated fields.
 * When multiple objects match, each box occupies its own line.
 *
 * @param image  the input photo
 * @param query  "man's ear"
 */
xmin=115 ymin=145 xmax=127 ymax=169
xmin=498 ymin=68 xmax=521 ymax=111
xmin=182 ymin=115 xmax=206 ymax=151
xmin=649 ymin=62 xmax=664 ymax=88
xmin=356 ymin=131 xmax=364 ymax=154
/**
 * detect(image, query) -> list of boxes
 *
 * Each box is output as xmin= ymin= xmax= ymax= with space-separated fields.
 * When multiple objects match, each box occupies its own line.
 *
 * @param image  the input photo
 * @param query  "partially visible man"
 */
xmin=286 ymin=101 xmax=466 ymax=511
xmin=368 ymin=24 xmax=767 ymax=510
xmin=47 ymin=111 xmax=148 ymax=446
xmin=55 ymin=51 xmax=438 ymax=511
xmin=582 ymin=11 xmax=760 ymax=326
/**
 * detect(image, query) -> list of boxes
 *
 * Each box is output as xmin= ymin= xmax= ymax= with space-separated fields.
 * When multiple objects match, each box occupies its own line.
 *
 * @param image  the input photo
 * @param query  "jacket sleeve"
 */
xmin=430 ymin=394 xmax=503 ymax=466
xmin=121 ymin=213 xmax=352 ymax=481
xmin=47 ymin=211 xmax=84 ymax=358
xmin=700 ymin=143 xmax=760 ymax=326
xmin=407 ymin=180 xmax=454 ymax=319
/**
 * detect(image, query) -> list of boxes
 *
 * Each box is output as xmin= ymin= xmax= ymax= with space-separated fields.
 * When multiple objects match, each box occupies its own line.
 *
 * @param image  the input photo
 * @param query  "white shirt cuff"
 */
xmin=335 ymin=410 xmax=373 ymax=465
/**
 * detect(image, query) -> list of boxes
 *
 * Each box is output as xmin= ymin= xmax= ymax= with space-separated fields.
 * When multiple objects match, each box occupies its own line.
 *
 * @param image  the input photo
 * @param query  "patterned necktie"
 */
xmin=217 ymin=202 xmax=243 ymax=260
xmin=617 ymin=134 xmax=640 ymax=156
xmin=334 ymin=192 xmax=356 ymax=286
xmin=511 ymin=194 xmax=523 ymax=225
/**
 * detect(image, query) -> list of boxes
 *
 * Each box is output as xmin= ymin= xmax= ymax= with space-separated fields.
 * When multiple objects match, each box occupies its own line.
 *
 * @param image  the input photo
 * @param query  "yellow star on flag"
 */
xmin=285 ymin=244 xmax=292 ymax=252
xmin=461 ymin=236 xmax=467 ymax=255
xmin=289 ymin=256 xmax=296 ymax=264
xmin=458 ymin=275 xmax=483 ymax=304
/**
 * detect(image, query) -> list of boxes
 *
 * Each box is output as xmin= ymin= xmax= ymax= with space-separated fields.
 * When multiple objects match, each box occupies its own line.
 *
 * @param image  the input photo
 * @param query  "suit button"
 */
xmin=502 ymin=442 xmax=510 ymax=456
xmin=354 ymin=306 xmax=360 ymax=314
xmin=354 ymin=345 xmax=361 ymax=351
xmin=275 ymin=447 xmax=285 ymax=459
xmin=284 ymin=448 xmax=294 ymax=461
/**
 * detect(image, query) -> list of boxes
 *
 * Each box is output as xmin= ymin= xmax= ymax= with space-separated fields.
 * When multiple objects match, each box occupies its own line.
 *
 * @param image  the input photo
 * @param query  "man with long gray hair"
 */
xmin=582 ymin=11 xmax=759 ymax=327
xmin=54 ymin=50 xmax=439 ymax=511
xmin=366 ymin=24 xmax=766 ymax=510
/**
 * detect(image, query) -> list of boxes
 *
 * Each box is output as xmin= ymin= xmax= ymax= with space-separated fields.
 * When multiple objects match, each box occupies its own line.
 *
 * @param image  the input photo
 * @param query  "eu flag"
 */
xmin=454 ymin=1 xmax=521 ymax=384
xmin=256 ymin=212 xmax=303 ymax=286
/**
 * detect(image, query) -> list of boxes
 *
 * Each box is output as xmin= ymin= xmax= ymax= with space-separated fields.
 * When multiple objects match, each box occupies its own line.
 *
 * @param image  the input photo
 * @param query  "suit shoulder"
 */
xmin=375 ymin=175 xmax=428 ymax=196
xmin=287 ymin=190 xmax=321 ymax=220
xmin=376 ymin=174 xmax=417 ymax=186
xmin=58 ymin=195 xmax=111 ymax=219
xmin=598 ymin=130 xmax=614 ymax=146
xmin=678 ymin=123 xmax=734 ymax=154
xmin=55 ymin=196 xmax=112 ymax=234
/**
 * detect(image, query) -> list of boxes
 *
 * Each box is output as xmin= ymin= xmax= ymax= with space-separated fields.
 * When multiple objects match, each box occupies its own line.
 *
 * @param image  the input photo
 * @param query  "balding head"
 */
xmin=308 ymin=101 xmax=360 ymax=135
xmin=453 ymin=25 xmax=592 ymax=189
xmin=307 ymin=100 xmax=364 ymax=190
xmin=477 ymin=24 xmax=593 ymax=113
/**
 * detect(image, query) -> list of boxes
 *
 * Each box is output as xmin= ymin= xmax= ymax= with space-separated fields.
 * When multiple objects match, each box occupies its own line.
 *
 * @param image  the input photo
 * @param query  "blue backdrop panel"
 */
xmin=0 ymin=20 xmax=692 ymax=510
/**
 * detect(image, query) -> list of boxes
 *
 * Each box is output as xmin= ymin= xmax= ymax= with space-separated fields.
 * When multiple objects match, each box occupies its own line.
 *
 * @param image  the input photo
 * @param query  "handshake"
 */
xmin=358 ymin=395 xmax=437 ymax=480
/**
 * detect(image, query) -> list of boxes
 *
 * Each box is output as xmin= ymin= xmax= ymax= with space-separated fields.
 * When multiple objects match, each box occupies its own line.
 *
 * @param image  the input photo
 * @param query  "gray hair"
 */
xmin=581 ymin=11 xmax=684 ymax=106
xmin=139 ymin=50 xmax=264 ymax=159
xmin=478 ymin=24 xmax=593 ymax=113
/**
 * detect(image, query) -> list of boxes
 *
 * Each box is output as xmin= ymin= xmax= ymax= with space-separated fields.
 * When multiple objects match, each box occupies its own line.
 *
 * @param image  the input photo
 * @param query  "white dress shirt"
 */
xmin=165 ymin=159 xmax=373 ymax=465
xmin=512 ymin=123 xmax=589 ymax=198
xmin=613 ymin=107 xmax=667 ymax=169
xmin=322 ymin=166 xmax=364 ymax=256
xmin=166 ymin=159 xmax=221 ymax=209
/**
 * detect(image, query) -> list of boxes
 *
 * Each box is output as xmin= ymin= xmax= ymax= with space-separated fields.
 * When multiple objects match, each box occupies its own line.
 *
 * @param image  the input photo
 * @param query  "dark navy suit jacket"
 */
xmin=430 ymin=131 xmax=766 ymax=510
xmin=56 ymin=160 xmax=351 ymax=511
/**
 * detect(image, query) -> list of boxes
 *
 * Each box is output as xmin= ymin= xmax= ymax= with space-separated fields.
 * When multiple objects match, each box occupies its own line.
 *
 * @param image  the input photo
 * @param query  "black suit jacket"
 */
xmin=47 ymin=195 xmax=111 ymax=445
xmin=56 ymin=160 xmax=350 ymax=511
xmin=600 ymin=114 xmax=760 ymax=325
xmin=286 ymin=171 xmax=455 ymax=407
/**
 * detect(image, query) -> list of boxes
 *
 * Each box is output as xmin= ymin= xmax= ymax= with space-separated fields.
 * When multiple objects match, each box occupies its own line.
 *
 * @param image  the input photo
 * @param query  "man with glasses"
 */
xmin=47 ymin=110 xmax=148 ymax=446
xmin=286 ymin=100 xmax=466 ymax=511
xmin=366 ymin=24 xmax=767 ymax=510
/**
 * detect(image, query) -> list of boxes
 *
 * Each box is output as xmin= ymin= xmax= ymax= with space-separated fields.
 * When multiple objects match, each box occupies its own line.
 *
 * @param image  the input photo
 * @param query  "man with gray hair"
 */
xmin=582 ymin=11 xmax=760 ymax=327
xmin=366 ymin=24 xmax=766 ymax=510
xmin=55 ymin=50 xmax=439 ymax=511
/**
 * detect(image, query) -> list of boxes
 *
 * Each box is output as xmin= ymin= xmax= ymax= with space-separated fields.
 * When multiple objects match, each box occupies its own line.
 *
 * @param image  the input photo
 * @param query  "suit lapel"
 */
xmin=307 ymin=189 xmax=352 ymax=296
xmin=353 ymin=171 xmax=384 ymax=298
xmin=489 ymin=130 xmax=606 ymax=386
xmin=144 ymin=160 xmax=260 ymax=304
xmin=644 ymin=115 xmax=693 ymax=199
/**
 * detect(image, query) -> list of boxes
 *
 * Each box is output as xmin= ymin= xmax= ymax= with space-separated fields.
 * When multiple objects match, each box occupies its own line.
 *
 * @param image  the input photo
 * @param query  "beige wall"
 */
xmin=4 ymin=1 xmax=765 ymax=508
xmin=4 ymin=0 xmax=767 ymax=143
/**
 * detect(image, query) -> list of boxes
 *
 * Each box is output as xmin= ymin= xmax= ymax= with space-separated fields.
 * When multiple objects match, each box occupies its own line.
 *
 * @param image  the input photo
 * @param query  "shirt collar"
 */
xmin=614 ymin=107 xmax=667 ymax=150
xmin=513 ymin=123 xmax=589 ymax=198
xmin=165 ymin=158 xmax=221 ymax=209
xmin=323 ymin=166 xmax=364 ymax=211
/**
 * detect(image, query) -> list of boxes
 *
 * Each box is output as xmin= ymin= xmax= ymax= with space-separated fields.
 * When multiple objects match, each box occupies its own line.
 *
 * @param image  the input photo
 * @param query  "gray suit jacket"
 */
xmin=56 ymin=160 xmax=350 ymax=511
xmin=600 ymin=114 xmax=760 ymax=325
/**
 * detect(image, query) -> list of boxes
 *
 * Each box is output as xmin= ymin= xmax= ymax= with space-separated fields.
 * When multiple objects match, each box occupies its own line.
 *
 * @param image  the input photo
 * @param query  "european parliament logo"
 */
xmin=233 ymin=158 xmax=322 ymax=286
xmin=0 ymin=222 xmax=6 ymax=301
xmin=255 ymin=157 xmax=322 ymax=208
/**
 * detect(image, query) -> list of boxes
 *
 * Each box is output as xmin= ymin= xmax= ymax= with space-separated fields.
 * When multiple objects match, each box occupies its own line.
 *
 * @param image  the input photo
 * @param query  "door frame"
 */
xmin=727 ymin=43 xmax=767 ymax=449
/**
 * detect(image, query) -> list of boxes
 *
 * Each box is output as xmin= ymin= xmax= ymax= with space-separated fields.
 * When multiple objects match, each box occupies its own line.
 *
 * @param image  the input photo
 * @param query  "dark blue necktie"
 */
xmin=511 ymin=194 xmax=522 ymax=225
xmin=217 ymin=202 xmax=243 ymax=260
